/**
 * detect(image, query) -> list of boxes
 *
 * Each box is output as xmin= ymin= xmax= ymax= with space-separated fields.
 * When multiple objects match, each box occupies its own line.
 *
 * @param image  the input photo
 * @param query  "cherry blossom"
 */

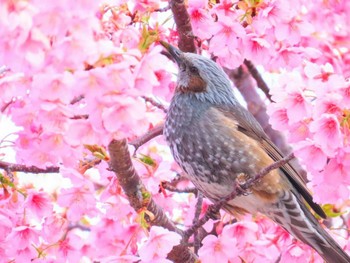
xmin=1 ymin=0 xmax=350 ymax=261
xmin=198 ymin=225 xmax=240 ymax=263
xmin=138 ymin=226 xmax=181 ymax=262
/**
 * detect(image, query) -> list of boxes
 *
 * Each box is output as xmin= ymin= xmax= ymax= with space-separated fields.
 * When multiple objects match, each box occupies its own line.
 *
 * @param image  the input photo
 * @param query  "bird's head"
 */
xmin=160 ymin=41 xmax=237 ymax=105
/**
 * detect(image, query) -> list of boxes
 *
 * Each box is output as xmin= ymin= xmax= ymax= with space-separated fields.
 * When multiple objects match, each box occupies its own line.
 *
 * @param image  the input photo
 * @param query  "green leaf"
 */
xmin=322 ymin=204 xmax=344 ymax=218
xmin=0 ymin=174 xmax=15 ymax=188
xmin=141 ymin=188 xmax=152 ymax=205
xmin=84 ymin=144 xmax=109 ymax=161
xmin=138 ymin=154 xmax=157 ymax=167
xmin=138 ymin=25 xmax=159 ymax=53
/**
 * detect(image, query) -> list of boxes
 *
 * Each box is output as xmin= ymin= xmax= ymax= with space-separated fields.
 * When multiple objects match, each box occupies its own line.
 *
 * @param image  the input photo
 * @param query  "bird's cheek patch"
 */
xmin=188 ymin=75 xmax=207 ymax=92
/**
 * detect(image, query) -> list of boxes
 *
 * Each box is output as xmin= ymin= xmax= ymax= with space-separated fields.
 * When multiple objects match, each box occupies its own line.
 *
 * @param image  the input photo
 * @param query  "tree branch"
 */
xmin=155 ymin=5 xmax=171 ymax=12
xmin=1 ymin=100 xmax=14 ymax=113
xmin=170 ymin=0 xmax=196 ymax=53
xmin=161 ymin=181 xmax=198 ymax=195
xmin=243 ymin=59 xmax=272 ymax=102
xmin=108 ymin=139 xmax=197 ymax=263
xmin=129 ymin=123 xmax=164 ymax=154
xmin=184 ymin=152 xmax=295 ymax=240
xmin=141 ymin=96 xmax=168 ymax=113
xmin=70 ymin=94 xmax=85 ymax=105
xmin=0 ymin=161 xmax=60 ymax=173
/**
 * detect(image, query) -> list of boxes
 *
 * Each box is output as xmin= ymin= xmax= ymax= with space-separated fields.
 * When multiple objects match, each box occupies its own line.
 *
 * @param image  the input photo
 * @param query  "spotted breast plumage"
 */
xmin=161 ymin=41 xmax=350 ymax=263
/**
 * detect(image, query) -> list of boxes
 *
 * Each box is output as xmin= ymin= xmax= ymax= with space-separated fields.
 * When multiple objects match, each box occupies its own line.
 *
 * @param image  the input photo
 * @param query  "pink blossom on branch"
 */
xmin=198 ymin=224 xmax=240 ymax=263
xmin=188 ymin=0 xmax=214 ymax=40
xmin=208 ymin=14 xmax=246 ymax=69
xmin=57 ymin=185 xmax=98 ymax=222
xmin=1 ymin=0 xmax=350 ymax=261
xmin=309 ymin=114 xmax=343 ymax=157
xmin=23 ymin=190 xmax=53 ymax=220
xmin=138 ymin=226 xmax=181 ymax=262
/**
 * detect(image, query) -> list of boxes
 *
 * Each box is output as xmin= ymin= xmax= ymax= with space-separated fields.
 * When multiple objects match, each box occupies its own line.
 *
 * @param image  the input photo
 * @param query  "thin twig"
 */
xmin=70 ymin=115 xmax=89 ymax=120
xmin=70 ymin=95 xmax=85 ymax=105
xmin=243 ymin=59 xmax=272 ymax=102
xmin=129 ymin=123 xmax=164 ymax=154
xmin=0 ymin=160 xmax=60 ymax=173
xmin=67 ymin=223 xmax=91 ymax=232
xmin=155 ymin=5 xmax=171 ymax=12
xmin=141 ymin=96 xmax=168 ymax=113
xmin=161 ymin=181 xmax=198 ymax=195
xmin=1 ymin=100 xmax=14 ymax=113
xmin=184 ymin=153 xmax=295 ymax=240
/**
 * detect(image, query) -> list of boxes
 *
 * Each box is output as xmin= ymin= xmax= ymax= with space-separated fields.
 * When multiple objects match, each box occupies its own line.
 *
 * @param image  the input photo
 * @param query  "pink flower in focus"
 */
xmin=242 ymin=34 xmax=272 ymax=65
xmin=284 ymin=91 xmax=310 ymax=124
xmin=294 ymin=141 xmax=327 ymax=171
xmin=271 ymin=46 xmax=303 ymax=69
xmin=134 ymin=46 xmax=169 ymax=94
xmin=309 ymin=114 xmax=342 ymax=156
xmin=23 ymin=190 xmax=53 ymax=220
xmin=230 ymin=221 xmax=259 ymax=244
xmin=259 ymin=0 xmax=293 ymax=28
xmin=188 ymin=0 xmax=214 ymax=39
xmin=198 ymin=224 xmax=240 ymax=263
xmin=138 ymin=226 xmax=181 ymax=262
xmin=288 ymin=120 xmax=311 ymax=143
xmin=304 ymin=61 xmax=334 ymax=82
xmin=312 ymin=158 xmax=350 ymax=203
xmin=314 ymin=93 xmax=343 ymax=117
xmin=275 ymin=19 xmax=314 ymax=46
xmin=152 ymin=69 xmax=173 ymax=101
xmin=6 ymin=225 xmax=40 ymax=250
xmin=101 ymin=95 xmax=148 ymax=138
xmin=209 ymin=15 xmax=245 ymax=69
xmin=54 ymin=233 xmax=84 ymax=262
xmin=267 ymin=104 xmax=289 ymax=131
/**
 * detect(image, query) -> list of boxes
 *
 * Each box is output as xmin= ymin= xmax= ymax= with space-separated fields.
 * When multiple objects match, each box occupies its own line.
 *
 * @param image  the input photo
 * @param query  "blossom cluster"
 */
xmin=1 ymin=0 xmax=350 ymax=262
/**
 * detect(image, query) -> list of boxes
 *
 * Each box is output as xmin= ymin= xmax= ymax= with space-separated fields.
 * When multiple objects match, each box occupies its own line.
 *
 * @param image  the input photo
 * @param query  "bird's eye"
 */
xmin=189 ymin=66 xmax=199 ymax=74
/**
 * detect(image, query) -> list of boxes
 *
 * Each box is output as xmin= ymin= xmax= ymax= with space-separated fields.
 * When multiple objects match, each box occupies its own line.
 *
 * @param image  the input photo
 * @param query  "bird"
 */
xmin=160 ymin=41 xmax=350 ymax=263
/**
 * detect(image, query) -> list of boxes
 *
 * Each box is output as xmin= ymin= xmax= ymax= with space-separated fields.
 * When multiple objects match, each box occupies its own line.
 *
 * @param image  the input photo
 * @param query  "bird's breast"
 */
xmin=165 ymin=97 xmax=285 ymax=208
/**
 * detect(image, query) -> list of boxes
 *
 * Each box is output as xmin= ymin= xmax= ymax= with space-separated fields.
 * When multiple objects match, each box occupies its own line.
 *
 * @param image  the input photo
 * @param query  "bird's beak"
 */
xmin=160 ymin=41 xmax=183 ymax=65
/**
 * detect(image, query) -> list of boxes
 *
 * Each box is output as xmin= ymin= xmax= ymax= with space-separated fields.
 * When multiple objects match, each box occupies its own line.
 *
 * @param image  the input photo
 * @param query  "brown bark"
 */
xmin=0 ymin=160 xmax=60 ymax=173
xmin=108 ymin=139 xmax=197 ymax=262
xmin=170 ymin=0 xmax=196 ymax=53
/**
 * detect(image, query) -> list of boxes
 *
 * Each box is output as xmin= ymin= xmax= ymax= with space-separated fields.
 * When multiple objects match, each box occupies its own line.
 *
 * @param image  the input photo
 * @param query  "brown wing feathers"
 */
xmin=218 ymin=105 xmax=326 ymax=218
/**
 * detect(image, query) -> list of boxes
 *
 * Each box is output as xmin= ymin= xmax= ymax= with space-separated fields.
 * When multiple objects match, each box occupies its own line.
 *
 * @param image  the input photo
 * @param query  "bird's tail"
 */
xmin=267 ymin=191 xmax=350 ymax=263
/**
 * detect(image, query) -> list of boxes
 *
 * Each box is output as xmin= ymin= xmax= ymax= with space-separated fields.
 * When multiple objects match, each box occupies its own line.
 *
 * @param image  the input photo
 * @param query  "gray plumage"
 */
xmin=162 ymin=41 xmax=350 ymax=263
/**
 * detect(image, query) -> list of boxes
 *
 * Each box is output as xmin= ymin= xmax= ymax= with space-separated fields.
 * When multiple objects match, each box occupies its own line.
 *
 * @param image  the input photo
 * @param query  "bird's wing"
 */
xmin=215 ymin=104 xmax=326 ymax=218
